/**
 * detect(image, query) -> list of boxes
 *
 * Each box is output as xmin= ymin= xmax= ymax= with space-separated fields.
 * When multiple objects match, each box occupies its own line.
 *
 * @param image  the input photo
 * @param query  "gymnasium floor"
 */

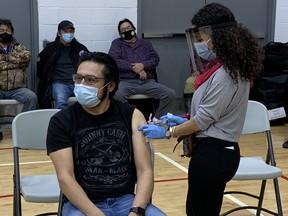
xmin=1 ymin=123 xmax=288 ymax=216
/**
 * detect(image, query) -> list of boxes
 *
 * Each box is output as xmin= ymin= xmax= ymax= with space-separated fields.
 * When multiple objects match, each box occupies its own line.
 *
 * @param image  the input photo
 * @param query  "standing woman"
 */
xmin=139 ymin=3 xmax=264 ymax=216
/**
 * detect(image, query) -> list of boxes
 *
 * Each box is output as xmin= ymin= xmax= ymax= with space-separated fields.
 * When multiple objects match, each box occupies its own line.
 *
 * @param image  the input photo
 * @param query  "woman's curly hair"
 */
xmin=192 ymin=3 xmax=264 ymax=82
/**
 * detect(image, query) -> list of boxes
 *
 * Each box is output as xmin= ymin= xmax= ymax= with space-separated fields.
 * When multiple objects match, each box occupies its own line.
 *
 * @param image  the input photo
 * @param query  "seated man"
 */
xmin=0 ymin=18 xmax=37 ymax=140
xmin=47 ymin=51 xmax=166 ymax=216
xmin=37 ymin=20 xmax=88 ymax=109
xmin=108 ymin=18 xmax=176 ymax=121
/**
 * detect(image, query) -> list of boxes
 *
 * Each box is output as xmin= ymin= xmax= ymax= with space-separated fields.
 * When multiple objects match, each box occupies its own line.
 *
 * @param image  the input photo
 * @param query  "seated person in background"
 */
xmin=0 ymin=18 xmax=37 ymax=140
xmin=108 ymin=18 xmax=176 ymax=121
xmin=37 ymin=20 xmax=88 ymax=109
xmin=183 ymin=60 xmax=199 ymax=113
xmin=184 ymin=46 xmax=217 ymax=114
xmin=47 ymin=51 xmax=166 ymax=216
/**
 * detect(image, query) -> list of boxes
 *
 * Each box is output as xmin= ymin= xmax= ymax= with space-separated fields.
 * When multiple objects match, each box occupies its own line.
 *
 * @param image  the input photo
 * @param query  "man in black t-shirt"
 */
xmin=47 ymin=52 xmax=166 ymax=216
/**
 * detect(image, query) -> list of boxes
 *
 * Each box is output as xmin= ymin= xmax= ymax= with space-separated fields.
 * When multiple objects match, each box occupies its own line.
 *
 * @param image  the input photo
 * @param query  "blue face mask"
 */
xmin=194 ymin=38 xmax=216 ymax=61
xmin=62 ymin=33 xmax=74 ymax=43
xmin=73 ymin=83 xmax=109 ymax=108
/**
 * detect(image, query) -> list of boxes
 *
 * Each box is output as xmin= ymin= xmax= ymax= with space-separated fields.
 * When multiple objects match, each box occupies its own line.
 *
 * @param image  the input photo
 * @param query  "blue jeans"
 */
xmin=52 ymin=82 xmax=74 ymax=109
xmin=0 ymin=88 xmax=37 ymax=112
xmin=62 ymin=194 xmax=166 ymax=216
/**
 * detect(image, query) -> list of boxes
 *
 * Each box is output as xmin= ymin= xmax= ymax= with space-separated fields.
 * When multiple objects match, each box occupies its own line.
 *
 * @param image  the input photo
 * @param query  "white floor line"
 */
xmin=155 ymin=152 xmax=263 ymax=216
xmin=0 ymin=160 xmax=52 ymax=167
xmin=224 ymin=194 xmax=261 ymax=215
xmin=155 ymin=152 xmax=188 ymax=173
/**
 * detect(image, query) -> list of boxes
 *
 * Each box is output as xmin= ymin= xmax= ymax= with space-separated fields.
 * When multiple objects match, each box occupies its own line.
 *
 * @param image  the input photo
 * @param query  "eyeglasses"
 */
xmin=0 ymin=29 xmax=12 ymax=34
xmin=120 ymin=26 xmax=133 ymax=33
xmin=73 ymin=74 xmax=105 ymax=85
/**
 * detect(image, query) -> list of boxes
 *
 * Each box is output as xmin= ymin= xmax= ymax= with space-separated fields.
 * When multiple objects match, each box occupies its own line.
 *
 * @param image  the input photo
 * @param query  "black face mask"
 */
xmin=0 ymin=33 xmax=13 ymax=43
xmin=121 ymin=30 xmax=135 ymax=40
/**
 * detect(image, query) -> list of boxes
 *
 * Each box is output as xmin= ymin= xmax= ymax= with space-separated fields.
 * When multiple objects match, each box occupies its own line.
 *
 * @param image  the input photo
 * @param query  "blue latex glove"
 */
xmin=160 ymin=114 xmax=188 ymax=127
xmin=138 ymin=124 xmax=166 ymax=139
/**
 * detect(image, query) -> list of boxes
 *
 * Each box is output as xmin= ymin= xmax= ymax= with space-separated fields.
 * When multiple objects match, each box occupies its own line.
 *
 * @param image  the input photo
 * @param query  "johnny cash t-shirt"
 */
xmin=46 ymin=99 xmax=136 ymax=202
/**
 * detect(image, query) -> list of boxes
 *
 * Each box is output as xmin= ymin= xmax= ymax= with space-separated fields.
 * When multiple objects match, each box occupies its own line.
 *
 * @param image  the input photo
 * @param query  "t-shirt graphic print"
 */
xmin=74 ymin=121 xmax=133 ymax=193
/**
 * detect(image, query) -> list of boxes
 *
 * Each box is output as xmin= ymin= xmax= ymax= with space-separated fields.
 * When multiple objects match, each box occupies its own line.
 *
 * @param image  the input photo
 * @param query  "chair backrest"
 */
xmin=12 ymin=109 xmax=60 ymax=150
xmin=0 ymin=99 xmax=22 ymax=105
xmin=242 ymin=100 xmax=270 ymax=135
xmin=242 ymin=100 xmax=278 ymax=166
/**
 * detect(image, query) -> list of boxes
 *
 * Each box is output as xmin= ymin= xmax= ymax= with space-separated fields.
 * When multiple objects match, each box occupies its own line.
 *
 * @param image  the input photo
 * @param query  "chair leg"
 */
xmin=13 ymin=176 xmax=22 ymax=216
xmin=13 ymin=148 xmax=22 ymax=216
xmin=256 ymin=180 xmax=266 ymax=215
xmin=13 ymin=184 xmax=17 ymax=216
xmin=256 ymin=178 xmax=283 ymax=216
xmin=273 ymin=178 xmax=283 ymax=216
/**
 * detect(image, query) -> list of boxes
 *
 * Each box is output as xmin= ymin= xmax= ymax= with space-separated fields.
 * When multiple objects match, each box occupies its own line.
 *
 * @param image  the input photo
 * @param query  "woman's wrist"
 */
xmin=170 ymin=126 xmax=177 ymax=138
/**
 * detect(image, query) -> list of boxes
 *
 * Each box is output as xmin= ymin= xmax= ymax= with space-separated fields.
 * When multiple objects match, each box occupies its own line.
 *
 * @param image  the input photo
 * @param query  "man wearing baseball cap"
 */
xmin=58 ymin=20 xmax=75 ymax=31
xmin=37 ymin=20 xmax=88 ymax=109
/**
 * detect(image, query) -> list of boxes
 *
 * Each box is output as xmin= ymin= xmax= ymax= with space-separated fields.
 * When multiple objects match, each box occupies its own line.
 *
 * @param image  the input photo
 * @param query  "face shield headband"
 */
xmin=185 ymin=22 xmax=237 ymax=73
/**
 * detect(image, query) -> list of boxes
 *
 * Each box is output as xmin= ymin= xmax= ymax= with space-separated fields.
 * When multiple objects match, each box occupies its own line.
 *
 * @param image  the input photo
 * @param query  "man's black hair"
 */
xmin=117 ymin=18 xmax=136 ymax=34
xmin=78 ymin=51 xmax=119 ymax=98
xmin=0 ymin=18 xmax=14 ymax=34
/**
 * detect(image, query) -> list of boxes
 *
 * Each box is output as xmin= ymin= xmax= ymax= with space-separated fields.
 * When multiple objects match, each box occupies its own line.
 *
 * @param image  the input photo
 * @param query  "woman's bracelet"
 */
xmin=171 ymin=126 xmax=177 ymax=138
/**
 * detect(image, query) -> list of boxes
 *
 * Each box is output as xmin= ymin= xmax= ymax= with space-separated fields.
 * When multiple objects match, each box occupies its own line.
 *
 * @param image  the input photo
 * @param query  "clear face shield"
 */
xmin=185 ymin=26 xmax=216 ymax=73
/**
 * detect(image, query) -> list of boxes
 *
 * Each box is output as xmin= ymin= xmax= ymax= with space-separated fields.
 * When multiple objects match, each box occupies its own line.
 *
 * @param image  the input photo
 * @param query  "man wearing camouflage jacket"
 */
xmin=0 ymin=18 xmax=37 ymax=140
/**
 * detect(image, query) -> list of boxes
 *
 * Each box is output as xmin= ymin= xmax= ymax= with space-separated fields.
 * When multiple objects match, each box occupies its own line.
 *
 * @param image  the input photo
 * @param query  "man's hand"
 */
xmin=139 ymin=70 xmax=147 ymax=80
xmin=132 ymin=63 xmax=144 ymax=74
xmin=138 ymin=124 xmax=166 ymax=139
